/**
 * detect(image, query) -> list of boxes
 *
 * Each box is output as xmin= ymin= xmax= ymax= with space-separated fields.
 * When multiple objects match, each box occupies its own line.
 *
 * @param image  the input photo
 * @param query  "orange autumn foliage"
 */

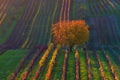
xmin=52 ymin=20 xmax=89 ymax=46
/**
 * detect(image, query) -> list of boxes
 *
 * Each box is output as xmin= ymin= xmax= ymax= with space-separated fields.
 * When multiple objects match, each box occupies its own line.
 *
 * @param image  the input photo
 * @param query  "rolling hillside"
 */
xmin=0 ymin=0 xmax=120 ymax=80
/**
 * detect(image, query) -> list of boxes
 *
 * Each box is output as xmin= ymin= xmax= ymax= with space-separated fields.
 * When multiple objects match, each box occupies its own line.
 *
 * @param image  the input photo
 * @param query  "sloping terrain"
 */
xmin=0 ymin=0 xmax=120 ymax=80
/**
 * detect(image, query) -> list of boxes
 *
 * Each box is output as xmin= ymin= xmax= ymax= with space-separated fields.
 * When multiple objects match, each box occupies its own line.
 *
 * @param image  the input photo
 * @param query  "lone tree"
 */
xmin=52 ymin=20 xmax=89 ymax=50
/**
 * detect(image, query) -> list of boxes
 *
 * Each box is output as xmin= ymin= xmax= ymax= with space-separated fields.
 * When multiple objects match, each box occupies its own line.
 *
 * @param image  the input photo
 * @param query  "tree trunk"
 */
xmin=69 ymin=45 xmax=73 ymax=51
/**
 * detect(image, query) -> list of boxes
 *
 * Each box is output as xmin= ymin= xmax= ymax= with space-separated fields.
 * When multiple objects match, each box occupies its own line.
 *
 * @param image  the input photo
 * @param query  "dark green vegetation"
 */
xmin=0 ymin=50 xmax=28 ymax=79
xmin=0 ymin=0 xmax=120 ymax=80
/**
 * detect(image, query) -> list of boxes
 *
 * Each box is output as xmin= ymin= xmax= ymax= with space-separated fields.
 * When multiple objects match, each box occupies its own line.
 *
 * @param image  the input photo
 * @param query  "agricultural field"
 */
xmin=0 ymin=0 xmax=120 ymax=80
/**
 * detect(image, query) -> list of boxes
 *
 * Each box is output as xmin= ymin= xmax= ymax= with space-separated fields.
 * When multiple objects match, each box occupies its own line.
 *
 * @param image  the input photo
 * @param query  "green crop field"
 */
xmin=0 ymin=0 xmax=120 ymax=80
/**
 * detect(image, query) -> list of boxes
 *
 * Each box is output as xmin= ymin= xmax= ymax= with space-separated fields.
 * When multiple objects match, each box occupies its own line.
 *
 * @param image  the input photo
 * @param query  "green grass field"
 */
xmin=0 ymin=49 xmax=28 ymax=80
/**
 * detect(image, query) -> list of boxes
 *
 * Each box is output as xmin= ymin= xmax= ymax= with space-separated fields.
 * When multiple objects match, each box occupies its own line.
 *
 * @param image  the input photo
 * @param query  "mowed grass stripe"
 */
xmin=66 ymin=51 xmax=75 ymax=80
xmin=89 ymin=51 xmax=101 ymax=80
xmin=79 ymin=49 xmax=88 ymax=80
xmin=51 ymin=50 xmax=65 ymax=80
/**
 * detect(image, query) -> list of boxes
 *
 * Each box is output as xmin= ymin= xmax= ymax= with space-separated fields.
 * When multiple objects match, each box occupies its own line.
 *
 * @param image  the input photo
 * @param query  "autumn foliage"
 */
xmin=52 ymin=20 xmax=89 ymax=47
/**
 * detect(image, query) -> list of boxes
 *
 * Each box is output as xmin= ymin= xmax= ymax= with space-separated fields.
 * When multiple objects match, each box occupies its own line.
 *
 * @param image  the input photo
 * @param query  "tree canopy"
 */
xmin=52 ymin=20 xmax=89 ymax=47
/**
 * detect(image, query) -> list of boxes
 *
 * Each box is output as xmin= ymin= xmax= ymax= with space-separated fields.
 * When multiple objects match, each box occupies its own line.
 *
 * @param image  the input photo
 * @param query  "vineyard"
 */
xmin=0 ymin=0 xmax=120 ymax=80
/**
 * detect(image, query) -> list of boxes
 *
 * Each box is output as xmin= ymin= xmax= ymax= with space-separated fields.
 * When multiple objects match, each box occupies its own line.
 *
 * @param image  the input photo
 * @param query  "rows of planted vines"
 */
xmin=0 ymin=0 xmax=24 ymax=44
xmin=66 ymin=51 xmax=75 ymax=80
xmin=7 ymin=47 xmax=119 ymax=80
xmin=89 ymin=51 xmax=101 ymax=80
xmin=97 ymin=51 xmax=114 ymax=80
xmin=0 ymin=0 xmax=120 ymax=80
xmin=1 ymin=46 xmax=119 ymax=80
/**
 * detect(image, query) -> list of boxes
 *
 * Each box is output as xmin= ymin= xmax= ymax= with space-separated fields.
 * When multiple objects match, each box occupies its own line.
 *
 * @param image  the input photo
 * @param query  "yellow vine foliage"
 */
xmin=39 ymin=43 xmax=53 ymax=67
xmin=52 ymin=20 xmax=89 ymax=46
